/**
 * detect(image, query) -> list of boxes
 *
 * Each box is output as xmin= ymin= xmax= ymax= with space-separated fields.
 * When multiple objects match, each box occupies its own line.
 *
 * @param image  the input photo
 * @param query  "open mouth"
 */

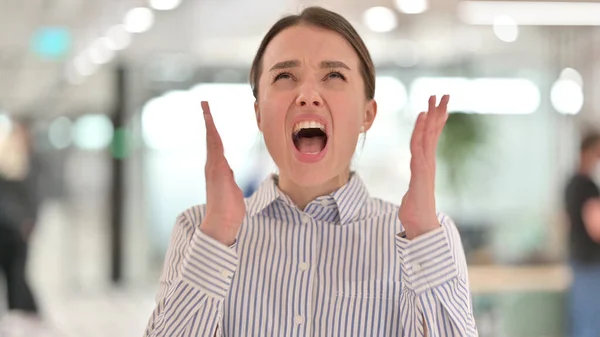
xmin=292 ymin=121 xmax=328 ymax=155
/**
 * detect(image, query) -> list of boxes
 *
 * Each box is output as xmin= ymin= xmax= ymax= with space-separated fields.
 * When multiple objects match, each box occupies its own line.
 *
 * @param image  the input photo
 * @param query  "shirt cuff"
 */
xmin=396 ymin=220 xmax=458 ymax=295
xmin=181 ymin=229 xmax=239 ymax=300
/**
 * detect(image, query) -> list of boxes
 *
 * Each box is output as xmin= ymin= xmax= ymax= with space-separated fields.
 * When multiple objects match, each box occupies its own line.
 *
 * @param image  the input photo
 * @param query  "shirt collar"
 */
xmin=246 ymin=172 xmax=370 ymax=225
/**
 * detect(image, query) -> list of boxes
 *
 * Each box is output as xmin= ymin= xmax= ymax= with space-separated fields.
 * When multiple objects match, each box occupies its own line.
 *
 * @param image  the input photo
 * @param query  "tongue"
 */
xmin=296 ymin=136 xmax=326 ymax=154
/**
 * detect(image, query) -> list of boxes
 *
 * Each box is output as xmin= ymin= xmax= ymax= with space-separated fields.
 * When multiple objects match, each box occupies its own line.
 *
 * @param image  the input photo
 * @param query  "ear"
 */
xmin=254 ymin=101 xmax=262 ymax=132
xmin=362 ymin=99 xmax=377 ymax=132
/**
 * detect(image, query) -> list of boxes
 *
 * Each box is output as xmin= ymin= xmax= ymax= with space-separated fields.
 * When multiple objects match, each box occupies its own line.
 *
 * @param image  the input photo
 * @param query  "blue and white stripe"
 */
xmin=145 ymin=173 xmax=478 ymax=336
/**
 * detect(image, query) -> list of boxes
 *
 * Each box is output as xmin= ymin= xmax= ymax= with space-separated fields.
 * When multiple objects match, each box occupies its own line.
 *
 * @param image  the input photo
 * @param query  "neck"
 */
xmin=579 ymin=163 xmax=594 ymax=177
xmin=579 ymin=156 xmax=596 ymax=176
xmin=578 ymin=153 xmax=597 ymax=176
xmin=277 ymin=169 xmax=351 ymax=210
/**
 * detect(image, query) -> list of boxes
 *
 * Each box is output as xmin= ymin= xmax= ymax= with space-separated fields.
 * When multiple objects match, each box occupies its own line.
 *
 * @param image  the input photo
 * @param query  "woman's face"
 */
xmin=255 ymin=24 xmax=377 ymax=187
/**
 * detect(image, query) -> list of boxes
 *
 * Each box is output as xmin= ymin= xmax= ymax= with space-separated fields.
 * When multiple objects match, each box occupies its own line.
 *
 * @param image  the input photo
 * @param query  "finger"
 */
xmin=425 ymin=95 xmax=450 ymax=173
xmin=424 ymin=95 xmax=437 ymax=135
xmin=426 ymin=94 xmax=450 ymax=145
xmin=202 ymin=101 xmax=225 ymax=163
xmin=431 ymin=95 xmax=450 ymax=153
xmin=437 ymin=94 xmax=450 ymax=110
xmin=428 ymin=95 xmax=437 ymax=114
xmin=435 ymin=94 xmax=450 ymax=126
xmin=423 ymin=95 xmax=440 ymax=160
xmin=430 ymin=94 xmax=449 ymax=132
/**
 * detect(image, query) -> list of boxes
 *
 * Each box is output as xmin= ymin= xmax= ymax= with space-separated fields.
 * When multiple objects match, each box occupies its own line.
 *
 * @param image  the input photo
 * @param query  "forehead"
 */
xmin=262 ymin=24 xmax=360 ymax=68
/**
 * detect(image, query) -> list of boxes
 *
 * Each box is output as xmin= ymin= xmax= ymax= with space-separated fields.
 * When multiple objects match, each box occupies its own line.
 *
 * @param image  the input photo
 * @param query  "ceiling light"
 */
xmin=493 ymin=15 xmax=519 ymax=42
xmin=559 ymin=68 xmax=583 ymax=87
xmin=73 ymin=115 xmax=115 ymax=150
xmin=395 ymin=0 xmax=429 ymax=14
xmin=458 ymin=1 xmax=600 ymax=26
xmin=363 ymin=7 xmax=398 ymax=33
xmin=89 ymin=39 xmax=115 ymax=64
xmin=149 ymin=0 xmax=182 ymax=11
xmin=105 ymin=25 xmax=132 ymax=50
xmin=124 ymin=7 xmax=155 ymax=33
xmin=551 ymin=79 xmax=583 ymax=115
xmin=73 ymin=54 xmax=97 ymax=76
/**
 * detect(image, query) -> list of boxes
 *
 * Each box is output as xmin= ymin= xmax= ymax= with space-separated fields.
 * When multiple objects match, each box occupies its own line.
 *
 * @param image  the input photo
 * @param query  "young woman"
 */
xmin=145 ymin=6 xmax=477 ymax=337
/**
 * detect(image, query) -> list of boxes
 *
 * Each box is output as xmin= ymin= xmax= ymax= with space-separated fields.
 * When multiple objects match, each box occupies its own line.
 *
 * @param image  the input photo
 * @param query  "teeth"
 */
xmin=293 ymin=120 xmax=326 ymax=133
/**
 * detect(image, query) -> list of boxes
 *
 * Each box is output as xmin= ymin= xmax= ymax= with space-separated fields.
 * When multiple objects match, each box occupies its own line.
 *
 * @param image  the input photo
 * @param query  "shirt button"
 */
xmin=220 ymin=270 xmax=232 ymax=279
xmin=413 ymin=263 xmax=422 ymax=272
xmin=299 ymin=262 xmax=309 ymax=271
xmin=295 ymin=315 xmax=304 ymax=325
xmin=302 ymin=214 xmax=310 ymax=224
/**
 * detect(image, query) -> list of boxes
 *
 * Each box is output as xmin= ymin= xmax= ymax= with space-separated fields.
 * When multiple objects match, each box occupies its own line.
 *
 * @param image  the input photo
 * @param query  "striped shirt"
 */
xmin=144 ymin=173 xmax=478 ymax=336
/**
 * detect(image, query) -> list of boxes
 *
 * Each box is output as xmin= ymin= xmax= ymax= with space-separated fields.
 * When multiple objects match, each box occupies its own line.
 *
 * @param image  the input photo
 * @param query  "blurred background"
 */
xmin=0 ymin=0 xmax=599 ymax=336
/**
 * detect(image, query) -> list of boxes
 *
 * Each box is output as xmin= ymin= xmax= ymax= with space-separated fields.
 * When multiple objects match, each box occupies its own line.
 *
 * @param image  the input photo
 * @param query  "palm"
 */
xmin=399 ymin=95 xmax=449 ymax=239
xmin=202 ymin=101 xmax=246 ymax=233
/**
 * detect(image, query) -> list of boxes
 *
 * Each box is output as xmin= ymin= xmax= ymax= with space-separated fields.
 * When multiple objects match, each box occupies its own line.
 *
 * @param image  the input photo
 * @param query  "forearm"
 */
xmin=146 ymin=226 xmax=239 ymax=337
xmin=397 ymin=214 xmax=477 ymax=336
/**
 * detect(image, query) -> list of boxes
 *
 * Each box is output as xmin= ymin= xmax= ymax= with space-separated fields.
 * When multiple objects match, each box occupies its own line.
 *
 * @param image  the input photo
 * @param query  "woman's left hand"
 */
xmin=399 ymin=95 xmax=449 ymax=239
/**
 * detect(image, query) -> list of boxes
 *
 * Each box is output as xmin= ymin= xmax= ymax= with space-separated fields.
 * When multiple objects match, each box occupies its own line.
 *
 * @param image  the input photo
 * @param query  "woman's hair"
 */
xmin=249 ymin=6 xmax=376 ymax=101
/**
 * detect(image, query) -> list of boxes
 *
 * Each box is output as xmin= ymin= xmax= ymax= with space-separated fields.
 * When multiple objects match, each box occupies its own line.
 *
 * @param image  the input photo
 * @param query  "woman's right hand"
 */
xmin=200 ymin=101 xmax=246 ymax=246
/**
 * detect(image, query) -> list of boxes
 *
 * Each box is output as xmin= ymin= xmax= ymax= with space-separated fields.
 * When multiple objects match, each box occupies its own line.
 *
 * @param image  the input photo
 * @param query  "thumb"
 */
xmin=202 ymin=101 xmax=225 ymax=163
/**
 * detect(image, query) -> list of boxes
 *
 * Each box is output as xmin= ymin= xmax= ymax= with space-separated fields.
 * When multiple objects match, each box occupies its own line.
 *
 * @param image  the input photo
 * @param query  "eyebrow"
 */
xmin=268 ymin=60 xmax=351 ymax=71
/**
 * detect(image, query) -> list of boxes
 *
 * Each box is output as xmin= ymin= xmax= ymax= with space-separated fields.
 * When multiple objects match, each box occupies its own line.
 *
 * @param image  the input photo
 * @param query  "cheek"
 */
xmin=258 ymin=87 xmax=294 ymax=122
xmin=258 ymin=101 xmax=288 ymax=141
xmin=260 ymin=113 xmax=281 ymax=137
xmin=330 ymin=99 xmax=363 ymax=134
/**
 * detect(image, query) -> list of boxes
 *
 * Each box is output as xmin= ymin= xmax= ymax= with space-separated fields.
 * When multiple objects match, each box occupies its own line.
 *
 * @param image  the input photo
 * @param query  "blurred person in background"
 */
xmin=0 ymin=118 xmax=44 ymax=333
xmin=565 ymin=132 xmax=600 ymax=337
xmin=144 ymin=6 xmax=477 ymax=337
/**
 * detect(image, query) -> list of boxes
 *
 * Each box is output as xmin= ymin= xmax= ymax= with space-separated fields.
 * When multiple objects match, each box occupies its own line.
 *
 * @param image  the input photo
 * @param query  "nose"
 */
xmin=295 ymin=84 xmax=323 ymax=108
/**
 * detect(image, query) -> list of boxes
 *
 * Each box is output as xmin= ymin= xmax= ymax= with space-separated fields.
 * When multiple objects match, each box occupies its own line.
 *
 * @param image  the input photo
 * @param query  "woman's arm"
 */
xmin=144 ymin=207 xmax=239 ymax=337
xmin=397 ymin=214 xmax=478 ymax=336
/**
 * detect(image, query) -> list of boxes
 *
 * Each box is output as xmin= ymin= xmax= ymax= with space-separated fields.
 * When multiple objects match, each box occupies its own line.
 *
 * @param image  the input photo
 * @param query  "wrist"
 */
xmin=200 ymin=220 xmax=238 ymax=246
xmin=404 ymin=221 xmax=440 ymax=240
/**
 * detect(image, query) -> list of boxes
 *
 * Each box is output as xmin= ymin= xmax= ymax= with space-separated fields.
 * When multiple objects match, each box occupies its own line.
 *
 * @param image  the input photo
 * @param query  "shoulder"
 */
xmin=568 ymin=174 xmax=594 ymax=188
xmin=567 ymin=175 xmax=599 ymax=196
